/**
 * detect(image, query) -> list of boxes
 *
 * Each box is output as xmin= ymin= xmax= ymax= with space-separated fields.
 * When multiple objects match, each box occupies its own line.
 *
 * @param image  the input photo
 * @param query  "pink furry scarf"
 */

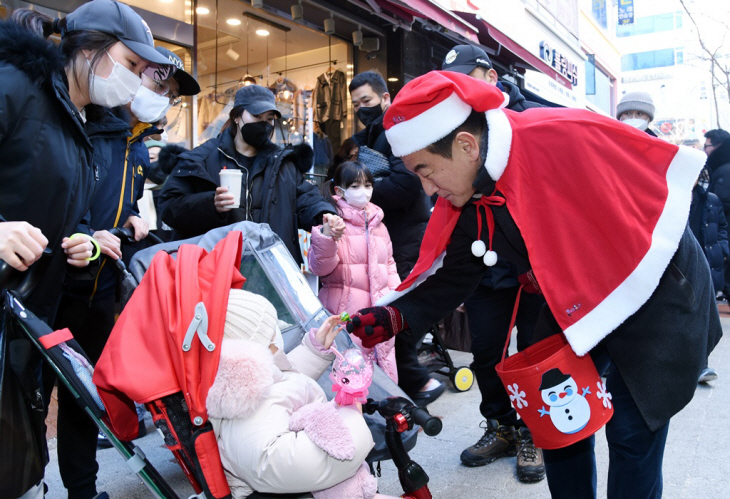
xmin=205 ymin=339 xmax=274 ymax=419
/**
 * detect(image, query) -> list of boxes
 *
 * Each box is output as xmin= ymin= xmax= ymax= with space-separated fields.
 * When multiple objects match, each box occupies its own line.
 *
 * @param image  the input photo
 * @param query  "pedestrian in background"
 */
xmin=159 ymin=84 xmax=334 ymax=264
xmin=689 ymin=177 xmax=727 ymax=384
xmin=705 ymin=129 xmax=730 ymax=296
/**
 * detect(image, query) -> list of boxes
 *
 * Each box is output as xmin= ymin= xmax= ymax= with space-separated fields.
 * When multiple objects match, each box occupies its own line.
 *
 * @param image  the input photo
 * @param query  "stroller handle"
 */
xmin=0 ymin=248 xmax=53 ymax=301
xmin=109 ymin=226 xmax=164 ymax=246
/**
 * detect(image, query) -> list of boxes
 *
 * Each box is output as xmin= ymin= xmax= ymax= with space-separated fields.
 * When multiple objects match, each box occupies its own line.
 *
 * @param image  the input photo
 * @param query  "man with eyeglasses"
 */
xmin=705 ymin=129 xmax=730 ymax=303
xmin=50 ymin=45 xmax=200 ymax=495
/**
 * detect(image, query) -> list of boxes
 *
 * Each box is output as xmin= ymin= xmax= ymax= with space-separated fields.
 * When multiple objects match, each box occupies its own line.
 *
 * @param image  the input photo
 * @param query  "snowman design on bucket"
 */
xmin=537 ymin=368 xmax=592 ymax=434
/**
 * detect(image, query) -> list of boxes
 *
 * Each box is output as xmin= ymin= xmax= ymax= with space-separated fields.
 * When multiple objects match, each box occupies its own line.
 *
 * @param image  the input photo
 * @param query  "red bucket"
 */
xmin=495 ymin=291 xmax=613 ymax=449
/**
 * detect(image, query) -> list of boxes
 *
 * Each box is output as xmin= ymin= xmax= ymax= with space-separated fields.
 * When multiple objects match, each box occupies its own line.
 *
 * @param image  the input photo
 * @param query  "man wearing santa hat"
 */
xmin=346 ymin=71 xmax=722 ymax=498
xmin=441 ymin=44 xmax=548 ymax=483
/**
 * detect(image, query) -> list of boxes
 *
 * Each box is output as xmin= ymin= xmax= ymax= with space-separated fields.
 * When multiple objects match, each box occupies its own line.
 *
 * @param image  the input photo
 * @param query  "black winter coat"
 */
xmin=689 ymin=184 xmax=729 ymax=292
xmin=500 ymin=81 xmax=543 ymax=113
xmin=353 ymin=114 xmax=431 ymax=279
xmin=707 ymin=139 xmax=730 ymax=218
xmin=0 ymin=21 xmax=94 ymax=323
xmin=159 ymin=132 xmax=333 ymax=263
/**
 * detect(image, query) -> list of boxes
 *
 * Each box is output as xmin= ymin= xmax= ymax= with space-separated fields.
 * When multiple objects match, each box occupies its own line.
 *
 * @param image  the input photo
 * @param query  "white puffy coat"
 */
xmin=207 ymin=333 xmax=374 ymax=498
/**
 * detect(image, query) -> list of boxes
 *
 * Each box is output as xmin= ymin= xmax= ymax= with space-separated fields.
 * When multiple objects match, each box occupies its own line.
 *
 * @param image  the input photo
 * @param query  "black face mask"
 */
xmin=356 ymin=103 xmax=383 ymax=127
xmin=240 ymin=121 xmax=274 ymax=150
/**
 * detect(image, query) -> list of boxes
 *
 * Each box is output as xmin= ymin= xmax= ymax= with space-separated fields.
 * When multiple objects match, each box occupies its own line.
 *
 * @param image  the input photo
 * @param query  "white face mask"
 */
xmin=88 ymin=51 xmax=142 ymax=108
xmin=622 ymin=118 xmax=649 ymax=131
xmin=339 ymin=185 xmax=373 ymax=209
xmin=131 ymin=84 xmax=171 ymax=123
xmin=160 ymin=130 xmax=169 ymax=143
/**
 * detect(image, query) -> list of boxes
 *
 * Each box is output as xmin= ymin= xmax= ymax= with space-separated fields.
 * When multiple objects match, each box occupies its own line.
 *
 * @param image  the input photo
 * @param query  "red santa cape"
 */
xmin=378 ymin=71 xmax=706 ymax=356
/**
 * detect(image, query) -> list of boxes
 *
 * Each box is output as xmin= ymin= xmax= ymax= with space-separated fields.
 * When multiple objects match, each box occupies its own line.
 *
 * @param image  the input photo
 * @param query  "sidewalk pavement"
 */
xmin=43 ymin=315 xmax=730 ymax=498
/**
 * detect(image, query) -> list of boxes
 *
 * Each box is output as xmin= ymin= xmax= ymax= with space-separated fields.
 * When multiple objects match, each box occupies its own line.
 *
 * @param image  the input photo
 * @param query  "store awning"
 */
xmin=458 ymin=13 xmax=573 ymax=89
xmin=378 ymin=0 xmax=479 ymax=42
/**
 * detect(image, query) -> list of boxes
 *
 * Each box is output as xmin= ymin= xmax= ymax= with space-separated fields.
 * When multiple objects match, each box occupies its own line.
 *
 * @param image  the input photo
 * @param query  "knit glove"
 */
xmin=517 ymin=270 xmax=541 ymax=294
xmin=345 ymin=306 xmax=408 ymax=348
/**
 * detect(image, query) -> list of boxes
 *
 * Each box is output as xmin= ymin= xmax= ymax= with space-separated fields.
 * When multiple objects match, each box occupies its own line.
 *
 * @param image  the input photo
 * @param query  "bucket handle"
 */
xmin=500 ymin=284 xmax=525 ymax=362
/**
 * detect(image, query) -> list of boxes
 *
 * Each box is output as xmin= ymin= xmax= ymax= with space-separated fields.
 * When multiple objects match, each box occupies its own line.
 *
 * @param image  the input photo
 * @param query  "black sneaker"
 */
xmin=516 ymin=427 xmax=545 ymax=483
xmin=460 ymin=419 xmax=517 ymax=467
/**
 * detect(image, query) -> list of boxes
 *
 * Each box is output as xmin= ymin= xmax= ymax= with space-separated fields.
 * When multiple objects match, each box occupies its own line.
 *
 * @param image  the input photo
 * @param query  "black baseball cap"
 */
xmin=151 ymin=47 xmax=201 ymax=96
xmin=441 ymin=45 xmax=492 ymax=75
xmin=234 ymin=85 xmax=281 ymax=117
xmin=64 ymin=0 xmax=171 ymax=68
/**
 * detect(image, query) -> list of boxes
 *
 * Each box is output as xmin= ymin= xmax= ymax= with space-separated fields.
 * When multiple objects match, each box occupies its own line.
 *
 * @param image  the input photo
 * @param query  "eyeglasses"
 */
xmin=153 ymin=80 xmax=182 ymax=106
xmin=704 ymin=143 xmax=714 ymax=149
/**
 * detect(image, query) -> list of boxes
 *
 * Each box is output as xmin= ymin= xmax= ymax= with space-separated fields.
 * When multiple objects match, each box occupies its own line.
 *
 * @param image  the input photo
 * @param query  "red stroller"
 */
xmin=96 ymin=224 xmax=438 ymax=498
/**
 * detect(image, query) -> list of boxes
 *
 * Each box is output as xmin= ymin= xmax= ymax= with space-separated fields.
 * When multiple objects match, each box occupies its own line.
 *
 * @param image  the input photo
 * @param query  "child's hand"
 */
xmin=315 ymin=315 xmax=342 ymax=350
xmin=330 ymin=215 xmax=346 ymax=241
xmin=321 ymin=213 xmax=334 ymax=237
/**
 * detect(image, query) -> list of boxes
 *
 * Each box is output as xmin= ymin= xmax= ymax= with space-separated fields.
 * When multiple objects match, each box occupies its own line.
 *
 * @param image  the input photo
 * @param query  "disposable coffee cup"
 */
xmin=219 ymin=168 xmax=243 ymax=210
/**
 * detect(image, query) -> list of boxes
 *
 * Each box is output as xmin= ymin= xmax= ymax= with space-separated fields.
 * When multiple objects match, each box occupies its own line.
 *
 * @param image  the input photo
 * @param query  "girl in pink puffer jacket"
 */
xmin=308 ymin=161 xmax=400 ymax=382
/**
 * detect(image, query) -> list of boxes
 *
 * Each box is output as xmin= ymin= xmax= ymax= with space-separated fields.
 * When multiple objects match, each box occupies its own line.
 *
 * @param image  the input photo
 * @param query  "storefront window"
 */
xmin=585 ymin=64 xmax=613 ymax=115
xmin=195 ymin=0 xmax=353 ymax=176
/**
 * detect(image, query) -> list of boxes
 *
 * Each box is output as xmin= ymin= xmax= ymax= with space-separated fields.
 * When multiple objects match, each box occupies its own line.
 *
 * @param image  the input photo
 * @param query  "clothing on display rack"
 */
xmin=313 ymin=68 xmax=347 ymax=151
xmin=313 ymin=131 xmax=333 ymax=169
xmin=198 ymin=86 xmax=237 ymax=140
xmin=273 ymin=76 xmax=298 ymax=103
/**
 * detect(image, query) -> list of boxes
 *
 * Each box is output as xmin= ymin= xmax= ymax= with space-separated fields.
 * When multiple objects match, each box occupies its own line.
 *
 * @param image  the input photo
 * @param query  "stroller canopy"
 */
xmin=93 ymin=232 xmax=245 ymax=440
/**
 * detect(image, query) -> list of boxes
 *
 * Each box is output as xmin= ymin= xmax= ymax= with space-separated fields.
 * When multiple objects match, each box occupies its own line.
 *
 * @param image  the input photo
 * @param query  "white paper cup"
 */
xmin=219 ymin=169 xmax=243 ymax=210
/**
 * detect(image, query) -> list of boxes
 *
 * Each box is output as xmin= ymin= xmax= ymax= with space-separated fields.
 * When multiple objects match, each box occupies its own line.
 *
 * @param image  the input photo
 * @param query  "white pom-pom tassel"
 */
xmin=483 ymin=250 xmax=498 ymax=266
xmin=471 ymin=240 xmax=487 ymax=257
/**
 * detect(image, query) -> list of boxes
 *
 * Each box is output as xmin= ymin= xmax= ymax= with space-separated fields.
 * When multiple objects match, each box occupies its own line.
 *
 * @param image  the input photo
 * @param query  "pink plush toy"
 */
xmin=329 ymin=345 xmax=374 ymax=406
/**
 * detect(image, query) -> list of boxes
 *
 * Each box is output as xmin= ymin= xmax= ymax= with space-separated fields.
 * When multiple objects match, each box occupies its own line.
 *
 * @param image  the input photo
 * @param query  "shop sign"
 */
xmin=618 ymin=0 xmax=635 ymax=26
xmin=539 ymin=41 xmax=579 ymax=86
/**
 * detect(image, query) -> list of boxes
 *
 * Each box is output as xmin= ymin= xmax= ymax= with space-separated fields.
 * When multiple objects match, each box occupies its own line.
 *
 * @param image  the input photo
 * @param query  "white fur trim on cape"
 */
xmin=289 ymin=401 xmax=356 ymax=461
xmin=386 ymin=92 xmax=472 ymax=157
xmin=375 ymin=252 xmax=447 ymax=306
xmin=563 ymin=145 xmax=706 ymax=356
xmin=484 ymin=109 xmax=512 ymax=181
xmin=205 ymin=339 xmax=274 ymax=419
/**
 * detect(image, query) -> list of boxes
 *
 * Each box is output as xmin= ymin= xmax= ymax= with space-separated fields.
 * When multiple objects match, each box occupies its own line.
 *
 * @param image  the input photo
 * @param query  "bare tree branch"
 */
xmin=679 ymin=0 xmax=729 ymax=126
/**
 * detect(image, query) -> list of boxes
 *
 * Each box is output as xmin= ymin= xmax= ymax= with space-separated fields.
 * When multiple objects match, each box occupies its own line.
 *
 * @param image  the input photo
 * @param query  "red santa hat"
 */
xmin=383 ymin=71 xmax=509 ymax=157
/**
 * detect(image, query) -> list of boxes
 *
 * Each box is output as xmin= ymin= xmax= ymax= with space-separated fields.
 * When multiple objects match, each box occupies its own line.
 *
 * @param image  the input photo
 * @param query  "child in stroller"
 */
xmin=208 ymin=288 xmax=397 ymax=499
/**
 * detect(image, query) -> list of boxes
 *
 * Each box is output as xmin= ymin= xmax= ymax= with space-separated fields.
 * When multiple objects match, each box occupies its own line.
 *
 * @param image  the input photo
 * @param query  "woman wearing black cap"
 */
xmin=0 ymin=1 xmax=171 ymax=497
xmin=159 ymin=84 xmax=336 ymax=264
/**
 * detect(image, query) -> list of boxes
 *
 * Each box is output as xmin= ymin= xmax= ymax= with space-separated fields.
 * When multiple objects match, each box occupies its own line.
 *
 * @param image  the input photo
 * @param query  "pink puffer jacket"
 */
xmin=308 ymin=196 xmax=400 ymax=382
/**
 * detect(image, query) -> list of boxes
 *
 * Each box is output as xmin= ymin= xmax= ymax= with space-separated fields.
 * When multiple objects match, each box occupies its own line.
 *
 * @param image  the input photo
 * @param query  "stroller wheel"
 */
xmin=451 ymin=367 xmax=474 ymax=392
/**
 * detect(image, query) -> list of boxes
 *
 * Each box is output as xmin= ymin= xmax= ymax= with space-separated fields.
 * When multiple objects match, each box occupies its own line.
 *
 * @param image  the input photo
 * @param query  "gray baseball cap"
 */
xmin=64 ymin=0 xmax=171 ymax=68
xmin=234 ymin=84 xmax=281 ymax=117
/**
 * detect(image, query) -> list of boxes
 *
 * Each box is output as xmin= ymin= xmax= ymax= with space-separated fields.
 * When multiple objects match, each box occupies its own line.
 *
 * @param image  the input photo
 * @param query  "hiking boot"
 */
xmin=460 ymin=419 xmax=517 ymax=467
xmin=516 ymin=427 xmax=545 ymax=483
